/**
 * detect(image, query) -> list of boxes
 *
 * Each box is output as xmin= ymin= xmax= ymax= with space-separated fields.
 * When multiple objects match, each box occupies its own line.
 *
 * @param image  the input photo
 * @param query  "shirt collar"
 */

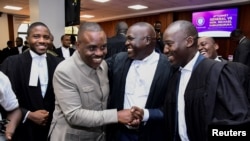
xmin=133 ymin=50 xmax=159 ymax=65
xmin=214 ymin=56 xmax=221 ymax=62
xmin=239 ymin=36 xmax=246 ymax=43
xmin=29 ymin=50 xmax=47 ymax=58
xmin=62 ymin=46 xmax=69 ymax=50
xmin=181 ymin=51 xmax=200 ymax=72
xmin=75 ymin=51 xmax=104 ymax=76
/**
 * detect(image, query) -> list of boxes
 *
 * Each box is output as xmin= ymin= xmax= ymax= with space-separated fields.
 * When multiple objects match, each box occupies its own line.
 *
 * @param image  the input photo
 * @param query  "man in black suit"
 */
xmin=230 ymin=29 xmax=250 ymax=67
xmin=1 ymin=22 xmax=62 ymax=141
xmin=55 ymin=34 xmax=75 ymax=59
xmin=15 ymin=37 xmax=29 ymax=54
xmin=0 ymin=40 xmax=18 ymax=63
xmin=106 ymin=22 xmax=172 ymax=141
xmin=153 ymin=21 xmax=164 ymax=53
xmin=105 ymin=21 xmax=128 ymax=59
xmin=163 ymin=20 xmax=250 ymax=141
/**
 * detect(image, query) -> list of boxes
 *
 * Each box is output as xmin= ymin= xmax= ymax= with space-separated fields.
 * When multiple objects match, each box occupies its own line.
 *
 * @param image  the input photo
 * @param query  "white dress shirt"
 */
xmin=18 ymin=46 xmax=23 ymax=54
xmin=61 ymin=46 xmax=70 ymax=59
xmin=178 ymin=51 xmax=199 ymax=141
xmin=124 ymin=51 xmax=159 ymax=122
xmin=0 ymin=72 xmax=19 ymax=120
xmin=24 ymin=50 xmax=48 ymax=123
xmin=29 ymin=50 xmax=48 ymax=97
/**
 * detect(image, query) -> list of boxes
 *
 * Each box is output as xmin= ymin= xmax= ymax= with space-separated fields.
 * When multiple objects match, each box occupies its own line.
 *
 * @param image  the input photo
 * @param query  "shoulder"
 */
xmin=111 ymin=52 xmax=128 ymax=62
xmin=0 ymin=71 xmax=8 ymax=82
xmin=47 ymin=53 xmax=64 ymax=64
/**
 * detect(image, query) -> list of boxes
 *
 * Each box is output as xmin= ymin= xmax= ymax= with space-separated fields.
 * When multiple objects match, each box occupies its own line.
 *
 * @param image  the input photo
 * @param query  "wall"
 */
xmin=99 ymin=4 xmax=250 ymax=59
xmin=0 ymin=13 xmax=10 ymax=49
xmin=2 ymin=3 xmax=250 ymax=58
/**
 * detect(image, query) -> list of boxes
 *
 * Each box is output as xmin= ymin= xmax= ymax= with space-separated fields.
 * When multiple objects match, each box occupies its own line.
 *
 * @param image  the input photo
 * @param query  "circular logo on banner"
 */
xmin=197 ymin=17 xmax=205 ymax=26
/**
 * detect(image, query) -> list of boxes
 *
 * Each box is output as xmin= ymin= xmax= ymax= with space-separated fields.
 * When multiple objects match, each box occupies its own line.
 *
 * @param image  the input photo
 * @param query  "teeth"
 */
xmin=127 ymin=48 xmax=133 ymax=52
xmin=93 ymin=58 xmax=102 ymax=63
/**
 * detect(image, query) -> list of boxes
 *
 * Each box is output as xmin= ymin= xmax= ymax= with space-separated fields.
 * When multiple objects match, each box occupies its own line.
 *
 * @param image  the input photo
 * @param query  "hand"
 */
xmin=5 ymin=131 xmax=13 ymax=141
xmin=127 ymin=106 xmax=144 ymax=127
xmin=130 ymin=106 xmax=144 ymax=121
xmin=117 ymin=109 xmax=134 ymax=124
xmin=5 ymin=108 xmax=21 ymax=140
xmin=28 ymin=110 xmax=49 ymax=126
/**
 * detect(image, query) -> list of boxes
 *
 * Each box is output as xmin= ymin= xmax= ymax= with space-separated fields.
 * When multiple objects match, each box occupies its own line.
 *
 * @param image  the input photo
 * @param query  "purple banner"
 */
xmin=192 ymin=8 xmax=238 ymax=37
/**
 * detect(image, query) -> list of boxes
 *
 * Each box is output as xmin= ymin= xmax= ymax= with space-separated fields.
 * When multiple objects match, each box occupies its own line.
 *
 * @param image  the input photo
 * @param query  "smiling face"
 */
xmin=198 ymin=37 xmax=218 ymax=59
xmin=163 ymin=25 xmax=189 ymax=67
xmin=163 ymin=21 xmax=198 ymax=67
xmin=61 ymin=35 xmax=71 ymax=48
xmin=77 ymin=31 xmax=107 ymax=69
xmin=125 ymin=24 xmax=155 ymax=60
xmin=26 ymin=25 xmax=50 ymax=55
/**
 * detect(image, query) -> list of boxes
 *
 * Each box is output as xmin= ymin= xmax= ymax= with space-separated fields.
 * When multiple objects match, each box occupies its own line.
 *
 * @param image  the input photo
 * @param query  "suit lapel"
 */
xmin=119 ymin=57 xmax=133 ymax=109
xmin=23 ymin=51 xmax=44 ymax=107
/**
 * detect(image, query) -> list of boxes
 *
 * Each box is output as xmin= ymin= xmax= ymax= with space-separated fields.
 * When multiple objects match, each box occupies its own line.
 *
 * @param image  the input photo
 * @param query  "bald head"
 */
xmin=116 ymin=21 xmax=128 ymax=35
xmin=125 ymin=22 xmax=157 ymax=60
xmin=163 ymin=20 xmax=199 ymax=67
xmin=131 ymin=22 xmax=156 ymax=37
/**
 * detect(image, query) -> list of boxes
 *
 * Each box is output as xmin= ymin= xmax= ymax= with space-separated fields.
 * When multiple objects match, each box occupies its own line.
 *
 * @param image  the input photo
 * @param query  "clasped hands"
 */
xmin=117 ymin=106 xmax=144 ymax=127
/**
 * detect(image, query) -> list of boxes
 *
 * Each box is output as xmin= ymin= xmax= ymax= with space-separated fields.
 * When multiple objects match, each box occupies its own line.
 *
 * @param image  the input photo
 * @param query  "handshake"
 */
xmin=117 ymin=106 xmax=144 ymax=127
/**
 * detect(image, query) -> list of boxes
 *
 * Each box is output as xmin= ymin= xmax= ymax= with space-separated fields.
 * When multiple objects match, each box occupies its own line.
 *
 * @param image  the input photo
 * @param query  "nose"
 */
xmin=38 ymin=37 xmax=47 ymax=43
xmin=95 ymin=48 xmax=105 ymax=56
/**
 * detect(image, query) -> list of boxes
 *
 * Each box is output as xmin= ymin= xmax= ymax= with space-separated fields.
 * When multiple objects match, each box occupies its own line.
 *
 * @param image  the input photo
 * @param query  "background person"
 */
xmin=153 ymin=21 xmax=164 ymax=53
xmin=105 ymin=21 xmax=128 ymax=59
xmin=55 ymin=34 xmax=75 ymax=59
xmin=230 ymin=29 xmax=250 ymax=68
xmin=198 ymin=36 xmax=227 ymax=62
xmin=15 ymin=37 xmax=29 ymax=54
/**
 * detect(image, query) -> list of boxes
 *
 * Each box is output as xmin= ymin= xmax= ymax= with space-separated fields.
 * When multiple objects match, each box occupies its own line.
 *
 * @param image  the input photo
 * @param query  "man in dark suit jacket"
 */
xmin=15 ymin=37 xmax=29 ymax=54
xmin=106 ymin=22 xmax=172 ymax=141
xmin=163 ymin=20 xmax=250 ymax=141
xmin=0 ymin=40 xmax=19 ymax=63
xmin=230 ymin=29 xmax=250 ymax=67
xmin=55 ymin=34 xmax=75 ymax=59
xmin=0 ymin=22 xmax=62 ymax=141
xmin=153 ymin=21 xmax=164 ymax=53
xmin=105 ymin=21 xmax=128 ymax=59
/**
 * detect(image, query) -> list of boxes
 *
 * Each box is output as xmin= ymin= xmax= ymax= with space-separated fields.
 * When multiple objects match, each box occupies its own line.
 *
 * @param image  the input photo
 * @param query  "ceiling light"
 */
xmin=4 ymin=5 xmax=22 ymax=10
xmin=128 ymin=5 xmax=148 ymax=10
xmin=80 ymin=15 xmax=95 ymax=18
xmin=93 ymin=0 xmax=110 ymax=3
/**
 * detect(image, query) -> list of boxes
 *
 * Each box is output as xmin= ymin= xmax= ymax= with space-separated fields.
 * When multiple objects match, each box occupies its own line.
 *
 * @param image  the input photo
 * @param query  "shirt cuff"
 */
xmin=142 ymin=109 xmax=149 ymax=122
xmin=22 ymin=111 xmax=30 ymax=123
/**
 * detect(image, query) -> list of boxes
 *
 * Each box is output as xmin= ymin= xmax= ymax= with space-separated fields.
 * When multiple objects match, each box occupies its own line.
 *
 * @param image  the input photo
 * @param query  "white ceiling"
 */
xmin=0 ymin=0 xmax=250 ymax=22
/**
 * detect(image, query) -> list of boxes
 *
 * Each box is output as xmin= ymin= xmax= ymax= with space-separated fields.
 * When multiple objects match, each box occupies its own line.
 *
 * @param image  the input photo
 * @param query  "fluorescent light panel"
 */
xmin=128 ymin=5 xmax=148 ymax=10
xmin=4 ymin=5 xmax=22 ymax=10
xmin=93 ymin=0 xmax=110 ymax=3
xmin=81 ymin=15 xmax=95 ymax=18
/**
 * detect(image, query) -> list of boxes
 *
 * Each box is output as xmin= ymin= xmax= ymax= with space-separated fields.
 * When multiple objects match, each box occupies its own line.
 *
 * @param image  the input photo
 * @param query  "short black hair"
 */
xmin=7 ymin=40 xmax=14 ymax=46
xmin=27 ymin=22 xmax=50 ymax=36
xmin=230 ymin=29 xmax=243 ymax=38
